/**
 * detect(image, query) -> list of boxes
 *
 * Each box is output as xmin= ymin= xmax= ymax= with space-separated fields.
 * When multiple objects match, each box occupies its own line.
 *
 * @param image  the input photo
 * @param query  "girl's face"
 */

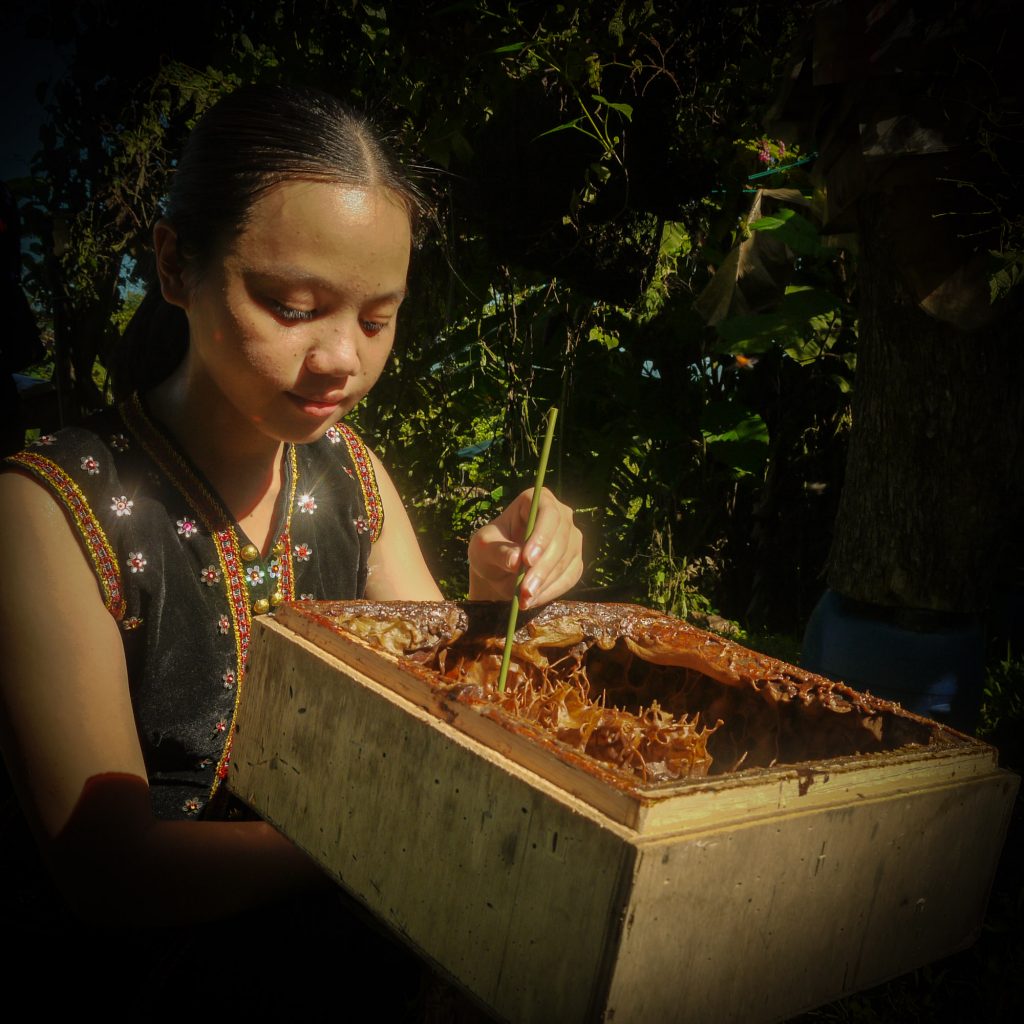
xmin=172 ymin=180 xmax=411 ymax=445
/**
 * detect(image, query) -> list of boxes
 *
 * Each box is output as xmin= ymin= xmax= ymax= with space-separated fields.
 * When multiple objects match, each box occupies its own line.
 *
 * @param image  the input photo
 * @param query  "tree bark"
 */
xmin=827 ymin=199 xmax=1024 ymax=614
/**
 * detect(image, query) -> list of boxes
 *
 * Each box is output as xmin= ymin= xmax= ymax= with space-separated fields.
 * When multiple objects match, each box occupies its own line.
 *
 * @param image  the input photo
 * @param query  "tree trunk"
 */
xmin=827 ymin=201 xmax=1024 ymax=615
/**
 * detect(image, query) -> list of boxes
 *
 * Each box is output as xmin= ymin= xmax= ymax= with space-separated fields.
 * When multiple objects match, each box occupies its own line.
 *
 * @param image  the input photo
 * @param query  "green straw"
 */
xmin=497 ymin=406 xmax=559 ymax=694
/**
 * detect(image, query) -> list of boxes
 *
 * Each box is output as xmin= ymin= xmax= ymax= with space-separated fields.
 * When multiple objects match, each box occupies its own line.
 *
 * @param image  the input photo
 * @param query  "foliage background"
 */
xmin=10 ymin=0 xmax=854 ymax=641
xmin=6 ymin=2 xmax=1024 ymax=1019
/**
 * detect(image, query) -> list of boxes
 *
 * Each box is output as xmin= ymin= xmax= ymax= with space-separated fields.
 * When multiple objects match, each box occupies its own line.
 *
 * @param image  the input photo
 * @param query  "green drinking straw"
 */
xmin=497 ymin=406 xmax=559 ymax=694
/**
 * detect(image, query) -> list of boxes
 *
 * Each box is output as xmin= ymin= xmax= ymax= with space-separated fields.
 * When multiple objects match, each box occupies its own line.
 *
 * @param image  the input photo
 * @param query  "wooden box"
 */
xmin=230 ymin=601 xmax=1017 ymax=1023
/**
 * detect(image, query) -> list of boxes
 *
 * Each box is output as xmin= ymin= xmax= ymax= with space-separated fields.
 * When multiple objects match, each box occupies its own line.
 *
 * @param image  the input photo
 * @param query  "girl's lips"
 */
xmin=286 ymin=392 xmax=345 ymax=417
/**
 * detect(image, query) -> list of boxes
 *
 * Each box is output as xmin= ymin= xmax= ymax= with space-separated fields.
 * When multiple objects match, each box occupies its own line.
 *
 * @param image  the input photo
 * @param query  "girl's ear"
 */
xmin=153 ymin=220 xmax=190 ymax=310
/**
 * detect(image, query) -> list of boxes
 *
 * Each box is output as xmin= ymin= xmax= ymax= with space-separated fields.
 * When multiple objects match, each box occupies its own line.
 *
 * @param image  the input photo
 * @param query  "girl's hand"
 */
xmin=468 ymin=487 xmax=582 ymax=609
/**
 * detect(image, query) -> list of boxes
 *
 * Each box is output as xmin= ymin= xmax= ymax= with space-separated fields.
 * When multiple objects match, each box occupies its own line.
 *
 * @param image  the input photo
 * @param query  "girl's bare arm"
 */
xmin=0 ymin=471 xmax=325 ymax=927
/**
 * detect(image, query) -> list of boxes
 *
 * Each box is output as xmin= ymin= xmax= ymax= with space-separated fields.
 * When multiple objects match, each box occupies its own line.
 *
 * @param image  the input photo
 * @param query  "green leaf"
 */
xmin=589 ymin=325 xmax=619 ymax=350
xmin=659 ymin=221 xmax=690 ymax=258
xmin=491 ymin=42 xmax=526 ymax=54
xmin=534 ymin=117 xmax=585 ymax=141
xmin=608 ymin=7 xmax=626 ymax=45
xmin=714 ymin=287 xmax=841 ymax=354
xmin=749 ymin=207 xmax=824 ymax=257
xmin=714 ymin=311 xmax=792 ymax=353
xmin=988 ymin=250 xmax=1024 ymax=303
xmin=701 ymin=400 xmax=769 ymax=477
xmin=701 ymin=400 xmax=769 ymax=445
xmin=591 ymin=94 xmax=633 ymax=120
xmin=779 ymin=286 xmax=842 ymax=319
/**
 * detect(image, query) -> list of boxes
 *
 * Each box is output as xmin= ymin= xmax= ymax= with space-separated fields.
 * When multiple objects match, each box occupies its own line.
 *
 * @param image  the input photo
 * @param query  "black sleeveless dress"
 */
xmin=5 ymin=393 xmax=384 ymax=819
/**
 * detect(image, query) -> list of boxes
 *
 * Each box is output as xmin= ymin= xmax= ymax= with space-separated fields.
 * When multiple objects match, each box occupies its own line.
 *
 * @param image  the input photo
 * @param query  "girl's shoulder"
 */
xmin=3 ymin=407 xmax=144 ymax=620
xmin=5 ymin=407 xmax=143 ymax=524
xmin=305 ymin=422 xmax=384 ymax=543
xmin=6 ymin=406 xmax=134 ymax=484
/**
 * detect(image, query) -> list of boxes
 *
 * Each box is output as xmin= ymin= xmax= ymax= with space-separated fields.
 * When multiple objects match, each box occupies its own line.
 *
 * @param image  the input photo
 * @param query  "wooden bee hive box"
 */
xmin=230 ymin=601 xmax=1016 ymax=1023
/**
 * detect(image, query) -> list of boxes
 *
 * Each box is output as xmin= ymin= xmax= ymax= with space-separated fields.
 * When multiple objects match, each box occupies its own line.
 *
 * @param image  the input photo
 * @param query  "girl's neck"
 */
xmin=147 ymin=362 xmax=285 ymax=545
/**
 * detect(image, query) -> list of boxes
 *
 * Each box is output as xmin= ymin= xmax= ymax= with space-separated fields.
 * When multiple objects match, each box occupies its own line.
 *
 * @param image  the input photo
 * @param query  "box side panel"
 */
xmin=604 ymin=771 xmax=1017 ymax=1024
xmin=232 ymin=620 xmax=636 ymax=1024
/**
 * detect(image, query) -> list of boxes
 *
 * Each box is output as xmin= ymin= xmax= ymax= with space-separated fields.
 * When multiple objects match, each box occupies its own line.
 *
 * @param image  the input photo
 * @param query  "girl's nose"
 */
xmin=305 ymin=324 xmax=360 ymax=378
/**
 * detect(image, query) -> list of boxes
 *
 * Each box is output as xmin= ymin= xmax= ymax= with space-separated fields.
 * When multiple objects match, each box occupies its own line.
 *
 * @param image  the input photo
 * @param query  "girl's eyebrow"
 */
xmin=243 ymin=264 xmax=407 ymax=303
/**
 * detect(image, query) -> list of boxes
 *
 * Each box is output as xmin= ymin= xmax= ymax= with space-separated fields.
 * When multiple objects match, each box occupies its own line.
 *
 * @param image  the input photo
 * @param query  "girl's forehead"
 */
xmin=247 ymin=179 xmax=409 ymax=230
xmin=228 ymin=180 xmax=412 ymax=285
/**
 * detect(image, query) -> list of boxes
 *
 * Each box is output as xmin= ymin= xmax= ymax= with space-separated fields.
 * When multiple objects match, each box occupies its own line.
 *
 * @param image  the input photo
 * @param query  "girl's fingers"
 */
xmin=468 ymin=486 xmax=582 ymax=606
xmin=521 ymin=518 xmax=583 ymax=609
xmin=521 ymin=553 xmax=583 ymax=610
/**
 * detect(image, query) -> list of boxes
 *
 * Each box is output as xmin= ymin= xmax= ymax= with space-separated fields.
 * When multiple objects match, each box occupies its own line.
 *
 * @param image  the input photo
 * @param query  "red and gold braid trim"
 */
xmin=7 ymin=451 xmax=125 ymax=619
xmin=122 ymin=396 xmax=300 ymax=800
xmin=209 ymin=525 xmax=249 ymax=798
xmin=210 ymin=446 xmax=296 ymax=796
xmin=337 ymin=424 xmax=384 ymax=542
xmin=275 ymin=444 xmax=298 ymax=600
xmin=121 ymin=396 xmax=253 ymax=800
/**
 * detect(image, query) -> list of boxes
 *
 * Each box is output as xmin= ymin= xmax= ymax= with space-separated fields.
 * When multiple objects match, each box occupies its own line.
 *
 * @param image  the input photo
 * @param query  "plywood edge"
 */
xmin=237 ymin=617 xmax=639 ymax=844
xmin=632 ymin=744 xmax=1003 ymax=834
xmin=632 ymin=766 xmax=1019 ymax=851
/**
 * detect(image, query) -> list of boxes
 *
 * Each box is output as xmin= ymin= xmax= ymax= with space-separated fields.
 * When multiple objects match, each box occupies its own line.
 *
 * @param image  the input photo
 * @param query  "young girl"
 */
xmin=0 ymin=83 xmax=582 ymax=927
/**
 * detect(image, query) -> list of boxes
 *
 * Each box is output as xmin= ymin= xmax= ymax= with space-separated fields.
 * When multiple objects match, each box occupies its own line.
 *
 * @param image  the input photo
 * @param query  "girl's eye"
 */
xmin=268 ymin=299 xmax=316 ymax=323
xmin=362 ymin=320 xmax=388 ymax=336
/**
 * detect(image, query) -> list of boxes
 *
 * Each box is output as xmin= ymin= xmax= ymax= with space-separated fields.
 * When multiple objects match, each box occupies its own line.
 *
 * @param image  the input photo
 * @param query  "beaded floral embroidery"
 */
xmin=222 ymin=670 xmax=236 ymax=689
xmin=109 ymin=433 xmax=130 ymax=452
xmin=126 ymin=551 xmax=147 ymax=573
xmin=294 ymin=543 xmax=312 ymax=561
xmin=122 ymin=616 xmax=143 ymax=631
xmin=6 ymin=452 xmax=126 ymax=618
xmin=246 ymin=565 xmax=266 ymax=586
xmin=177 ymin=517 xmax=198 ymax=538
xmin=298 ymin=493 xmax=317 ymax=514
xmin=182 ymin=797 xmax=202 ymax=814
xmin=325 ymin=425 xmax=342 ymax=444
xmin=81 ymin=455 xmax=100 ymax=475
xmin=200 ymin=565 xmax=221 ymax=586
xmin=218 ymin=614 xmax=230 ymax=635
xmin=111 ymin=495 xmax=134 ymax=517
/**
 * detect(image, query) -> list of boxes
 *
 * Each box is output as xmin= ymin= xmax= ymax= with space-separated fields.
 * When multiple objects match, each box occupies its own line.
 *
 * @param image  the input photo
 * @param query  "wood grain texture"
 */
xmin=231 ymin=618 xmax=637 ymax=1023
xmin=231 ymin=615 xmax=1018 ymax=1023
xmin=605 ymin=772 xmax=1017 ymax=1023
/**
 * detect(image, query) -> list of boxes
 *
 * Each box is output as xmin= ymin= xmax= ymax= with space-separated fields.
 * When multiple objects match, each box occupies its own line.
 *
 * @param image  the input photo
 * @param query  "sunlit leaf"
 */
xmin=591 ymin=94 xmax=633 ymax=119
xmin=749 ymin=207 xmax=824 ymax=257
xmin=589 ymin=325 xmax=619 ymax=350
xmin=988 ymin=250 xmax=1024 ymax=303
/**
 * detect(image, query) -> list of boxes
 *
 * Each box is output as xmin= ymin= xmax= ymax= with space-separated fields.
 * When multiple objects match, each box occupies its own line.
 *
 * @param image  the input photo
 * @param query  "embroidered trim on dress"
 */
xmin=6 ymin=452 xmax=126 ymax=619
xmin=275 ymin=445 xmax=298 ymax=600
xmin=337 ymin=423 xmax=384 ymax=542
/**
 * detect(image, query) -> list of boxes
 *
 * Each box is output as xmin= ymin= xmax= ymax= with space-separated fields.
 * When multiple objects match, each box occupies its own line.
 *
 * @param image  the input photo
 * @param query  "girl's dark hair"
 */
xmin=112 ymin=83 xmax=422 ymax=399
